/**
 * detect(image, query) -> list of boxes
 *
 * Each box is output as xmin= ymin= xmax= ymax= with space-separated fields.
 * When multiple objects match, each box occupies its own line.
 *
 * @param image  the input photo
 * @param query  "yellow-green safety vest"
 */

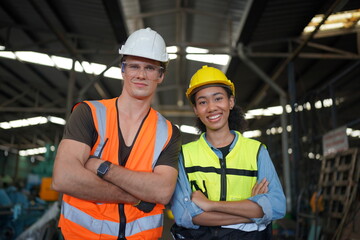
xmin=182 ymin=131 xmax=261 ymax=201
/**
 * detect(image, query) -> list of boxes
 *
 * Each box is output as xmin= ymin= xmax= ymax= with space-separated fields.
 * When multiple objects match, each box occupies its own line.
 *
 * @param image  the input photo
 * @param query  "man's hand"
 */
xmin=251 ymin=178 xmax=269 ymax=196
xmin=135 ymin=201 xmax=156 ymax=213
xmin=85 ymin=157 xmax=103 ymax=173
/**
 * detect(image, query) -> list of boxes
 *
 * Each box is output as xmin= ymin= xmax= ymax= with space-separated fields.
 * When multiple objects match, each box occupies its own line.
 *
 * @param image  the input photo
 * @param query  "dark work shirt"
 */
xmin=63 ymin=102 xmax=181 ymax=169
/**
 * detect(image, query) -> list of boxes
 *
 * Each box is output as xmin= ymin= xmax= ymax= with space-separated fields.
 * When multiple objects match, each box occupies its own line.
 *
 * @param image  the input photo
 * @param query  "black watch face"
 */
xmin=97 ymin=162 xmax=110 ymax=177
xmin=98 ymin=165 xmax=108 ymax=174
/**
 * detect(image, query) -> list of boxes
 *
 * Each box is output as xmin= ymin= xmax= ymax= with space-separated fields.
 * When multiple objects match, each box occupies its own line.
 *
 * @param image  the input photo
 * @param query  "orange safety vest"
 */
xmin=59 ymin=98 xmax=173 ymax=240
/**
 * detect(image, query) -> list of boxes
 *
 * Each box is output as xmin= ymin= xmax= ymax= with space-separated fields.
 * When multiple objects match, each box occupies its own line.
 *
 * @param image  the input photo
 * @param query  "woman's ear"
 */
xmin=193 ymin=105 xmax=198 ymax=116
xmin=229 ymin=96 xmax=235 ymax=110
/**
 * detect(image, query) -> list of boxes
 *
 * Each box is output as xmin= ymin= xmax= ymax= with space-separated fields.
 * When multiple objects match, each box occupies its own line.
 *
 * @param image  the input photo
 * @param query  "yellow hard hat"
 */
xmin=186 ymin=65 xmax=235 ymax=99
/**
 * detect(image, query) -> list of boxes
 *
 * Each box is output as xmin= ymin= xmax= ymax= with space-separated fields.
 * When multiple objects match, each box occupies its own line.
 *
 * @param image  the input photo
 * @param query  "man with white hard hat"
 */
xmin=53 ymin=28 xmax=181 ymax=240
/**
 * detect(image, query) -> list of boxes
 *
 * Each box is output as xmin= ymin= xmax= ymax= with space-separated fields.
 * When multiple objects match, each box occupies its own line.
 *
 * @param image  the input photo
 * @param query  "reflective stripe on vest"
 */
xmin=183 ymin=131 xmax=260 ymax=201
xmin=61 ymin=201 xmax=162 ymax=237
xmin=153 ymin=112 xmax=168 ymax=168
xmin=90 ymin=101 xmax=107 ymax=157
xmin=91 ymin=102 xmax=168 ymax=168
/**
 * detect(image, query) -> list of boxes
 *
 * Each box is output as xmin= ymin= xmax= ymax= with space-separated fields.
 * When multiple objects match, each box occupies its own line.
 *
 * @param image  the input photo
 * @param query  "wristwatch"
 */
xmin=97 ymin=161 xmax=112 ymax=178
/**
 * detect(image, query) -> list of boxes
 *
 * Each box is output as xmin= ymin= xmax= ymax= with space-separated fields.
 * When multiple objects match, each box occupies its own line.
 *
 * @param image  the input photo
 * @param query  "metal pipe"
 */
xmin=66 ymin=61 xmax=76 ymax=120
xmin=237 ymin=43 xmax=291 ymax=211
xmin=288 ymin=61 xmax=300 ymax=212
xmin=237 ymin=44 xmax=286 ymax=97
xmin=280 ymin=96 xmax=291 ymax=212
xmin=329 ymin=84 xmax=337 ymax=129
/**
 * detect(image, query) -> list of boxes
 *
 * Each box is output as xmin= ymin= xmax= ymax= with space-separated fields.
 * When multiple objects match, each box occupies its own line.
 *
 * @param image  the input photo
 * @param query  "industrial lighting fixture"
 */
xmin=47 ymin=116 xmax=66 ymax=125
xmin=0 ymin=116 xmax=66 ymax=129
xmin=303 ymin=9 xmax=360 ymax=35
xmin=15 ymin=52 xmax=55 ymax=67
xmin=168 ymin=45 xmax=229 ymax=65
xmin=186 ymin=54 xmax=230 ymax=65
xmin=165 ymin=46 xmax=180 ymax=59
xmin=185 ymin=46 xmax=229 ymax=65
xmin=245 ymin=98 xmax=339 ymax=119
xmin=347 ymin=128 xmax=360 ymax=138
xmin=0 ymin=46 xmax=123 ymax=80
xmin=51 ymin=55 xmax=73 ymax=70
xmin=243 ymin=130 xmax=262 ymax=138
xmin=0 ymin=44 xmax=227 ymax=75
xmin=0 ymin=50 xmax=15 ymax=59
xmin=179 ymin=125 xmax=199 ymax=135
xmin=186 ymin=47 xmax=209 ymax=54
xmin=19 ymin=147 xmax=47 ymax=157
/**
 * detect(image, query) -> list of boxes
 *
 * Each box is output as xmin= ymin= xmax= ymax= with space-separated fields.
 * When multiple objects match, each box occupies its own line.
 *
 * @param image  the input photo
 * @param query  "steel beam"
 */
xmin=246 ymin=0 xmax=350 ymax=109
xmin=29 ymin=0 xmax=110 ymax=100
xmin=237 ymin=43 xmax=291 ymax=211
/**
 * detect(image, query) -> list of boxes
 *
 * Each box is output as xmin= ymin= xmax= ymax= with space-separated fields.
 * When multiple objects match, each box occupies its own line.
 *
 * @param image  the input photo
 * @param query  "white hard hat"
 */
xmin=119 ymin=27 xmax=169 ymax=63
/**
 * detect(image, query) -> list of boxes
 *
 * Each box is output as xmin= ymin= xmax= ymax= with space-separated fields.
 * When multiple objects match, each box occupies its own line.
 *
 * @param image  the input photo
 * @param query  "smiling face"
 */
xmin=121 ymin=56 xmax=164 ymax=100
xmin=193 ymin=86 xmax=235 ymax=132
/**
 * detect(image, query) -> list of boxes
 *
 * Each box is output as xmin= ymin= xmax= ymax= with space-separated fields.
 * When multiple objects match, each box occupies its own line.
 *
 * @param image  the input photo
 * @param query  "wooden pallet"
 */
xmin=318 ymin=148 xmax=359 ymax=240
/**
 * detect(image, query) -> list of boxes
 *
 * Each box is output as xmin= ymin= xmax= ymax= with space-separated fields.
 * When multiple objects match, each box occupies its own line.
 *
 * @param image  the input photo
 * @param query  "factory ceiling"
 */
xmin=0 ymin=0 xmax=359 ymax=160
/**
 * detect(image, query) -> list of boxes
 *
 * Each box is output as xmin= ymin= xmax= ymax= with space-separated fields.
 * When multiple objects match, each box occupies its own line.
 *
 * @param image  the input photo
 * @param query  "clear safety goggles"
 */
xmin=122 ymin=61 xmax=164 ymax=79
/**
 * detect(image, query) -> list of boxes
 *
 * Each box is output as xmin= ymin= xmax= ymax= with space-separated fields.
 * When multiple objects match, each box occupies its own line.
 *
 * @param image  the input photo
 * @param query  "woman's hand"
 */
xmin=191 ymin=190 xmax=212 ymax=211
xmin=251 ymin=178 xmax=269 ymax=196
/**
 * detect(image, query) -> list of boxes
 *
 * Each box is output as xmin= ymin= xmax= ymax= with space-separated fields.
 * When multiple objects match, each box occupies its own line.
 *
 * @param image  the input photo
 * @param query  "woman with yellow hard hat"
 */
xmin=170 ymin=65 xmax=286 ymax=239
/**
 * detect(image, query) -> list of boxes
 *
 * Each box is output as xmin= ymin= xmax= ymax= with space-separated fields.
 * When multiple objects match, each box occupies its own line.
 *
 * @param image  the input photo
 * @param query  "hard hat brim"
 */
xmin=186 ymin=81 xmax=235 ymax=99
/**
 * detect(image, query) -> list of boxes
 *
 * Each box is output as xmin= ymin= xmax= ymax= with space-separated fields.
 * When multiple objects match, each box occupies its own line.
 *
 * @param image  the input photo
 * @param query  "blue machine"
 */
xmin=0 ymin=187 xmax=47 ymax=240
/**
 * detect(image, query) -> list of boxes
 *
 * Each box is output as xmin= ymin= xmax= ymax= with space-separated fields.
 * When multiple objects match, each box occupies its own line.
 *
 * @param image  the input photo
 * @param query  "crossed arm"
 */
xmin=190 ymin=146 xmax=286 ymax=226
xmin=172 ymin=146 xmax=285 ymax=228
xmin=191 ymin=179 xmax=269 ymax=226
xmin=52 ymin=139 xmax=178 ymax=205
xmin=85 ymin=156 xmax=178 ymax=205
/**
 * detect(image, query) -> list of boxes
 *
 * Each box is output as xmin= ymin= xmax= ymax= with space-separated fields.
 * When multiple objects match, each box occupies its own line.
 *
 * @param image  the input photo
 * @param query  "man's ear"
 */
xmin=156 ymin=73 xmax=165 ymax=84
xmin=121 ymin=63 xmax=125 ymax=79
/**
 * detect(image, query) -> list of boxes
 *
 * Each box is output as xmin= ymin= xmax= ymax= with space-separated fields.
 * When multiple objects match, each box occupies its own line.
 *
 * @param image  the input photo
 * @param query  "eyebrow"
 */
xmin=196 ymin=92 xmax=224 ymax=101
xmin=126 ymin=61 xmax=160 ymax=66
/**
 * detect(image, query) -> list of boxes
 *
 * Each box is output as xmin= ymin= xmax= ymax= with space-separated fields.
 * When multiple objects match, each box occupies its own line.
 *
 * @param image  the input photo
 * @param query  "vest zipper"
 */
xmin=118 ymin=203 xmax=127 ymax=240
xmin=219 ymin=157 xmax=227 ymax=201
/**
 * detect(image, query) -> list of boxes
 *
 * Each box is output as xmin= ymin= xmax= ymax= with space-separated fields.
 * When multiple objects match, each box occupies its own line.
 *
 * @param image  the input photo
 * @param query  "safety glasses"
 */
xmin=122 ymin=61 xmax=164 ymax=79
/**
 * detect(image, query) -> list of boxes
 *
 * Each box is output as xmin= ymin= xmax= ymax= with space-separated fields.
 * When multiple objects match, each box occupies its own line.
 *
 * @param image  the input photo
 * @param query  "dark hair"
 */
xmin=194 ymin=87 xmax=248 ymax=133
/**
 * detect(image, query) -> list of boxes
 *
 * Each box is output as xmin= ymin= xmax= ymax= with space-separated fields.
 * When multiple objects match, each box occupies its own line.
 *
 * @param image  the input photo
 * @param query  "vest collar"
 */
xmin=201 ymin=130 xmax=241 ymax=158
